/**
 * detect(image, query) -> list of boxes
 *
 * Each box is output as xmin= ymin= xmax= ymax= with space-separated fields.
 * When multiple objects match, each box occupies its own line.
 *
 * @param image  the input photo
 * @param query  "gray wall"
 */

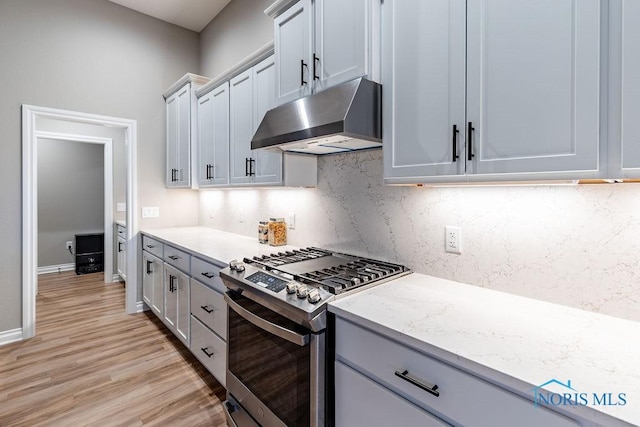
xmin=200 ymin=0 xmax=274 ymax=77
xmin=0 ymin=0 xmax=200 ymax=333
xmin=38 ymin=139 xmax=104 ymax=267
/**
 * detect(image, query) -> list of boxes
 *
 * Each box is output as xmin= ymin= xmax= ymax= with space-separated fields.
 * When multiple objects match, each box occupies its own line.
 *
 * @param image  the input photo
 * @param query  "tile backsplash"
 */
xmin=200 ymin=149 xmax=640 ymax=322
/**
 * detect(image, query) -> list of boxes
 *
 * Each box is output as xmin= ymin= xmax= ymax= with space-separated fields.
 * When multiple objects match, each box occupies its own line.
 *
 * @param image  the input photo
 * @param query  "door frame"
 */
xmin=22 ymin=105 xmax=139 ymax=340
xmin=35 ymin=131 xmax=114 ymax=289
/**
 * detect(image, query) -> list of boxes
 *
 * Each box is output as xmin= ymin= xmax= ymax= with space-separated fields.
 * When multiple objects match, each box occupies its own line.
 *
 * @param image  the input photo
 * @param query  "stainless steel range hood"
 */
xmin=251 ymin=78 xmax=382 ymax=155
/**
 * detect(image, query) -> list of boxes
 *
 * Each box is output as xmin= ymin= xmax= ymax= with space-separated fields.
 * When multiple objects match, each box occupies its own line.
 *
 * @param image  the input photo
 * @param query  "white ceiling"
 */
xmin=108 ymin=0 xmax=232 ymax=32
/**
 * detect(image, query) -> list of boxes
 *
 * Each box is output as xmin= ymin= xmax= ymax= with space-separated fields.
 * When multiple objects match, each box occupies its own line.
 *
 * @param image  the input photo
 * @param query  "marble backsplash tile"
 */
xmin=199 ymin=149 xmax=640 ymax=322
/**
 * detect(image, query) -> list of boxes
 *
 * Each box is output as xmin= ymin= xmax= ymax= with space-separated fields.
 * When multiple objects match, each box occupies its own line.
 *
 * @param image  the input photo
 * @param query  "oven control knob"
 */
xmin=307 ymin=288 xmax=322 ymax=304
xmin=235 ymin=263 xmax=245 ymax=272
xmin=229 ymin=260 xmax=239 ymax=271
xmin=296 ymin=285 xmax=309 ymax=299
xmin=286 ymin=281 xmax=299 ymax=294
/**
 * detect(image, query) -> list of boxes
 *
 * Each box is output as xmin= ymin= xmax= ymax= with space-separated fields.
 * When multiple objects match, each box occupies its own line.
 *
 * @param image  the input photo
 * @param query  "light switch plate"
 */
xmin=142 ymin=207 xmax=160 ymax=218
xmin=116 ymin=203 xmax=126 ymax=212
xmin=287 ymin=212 xmax=296 ymax=230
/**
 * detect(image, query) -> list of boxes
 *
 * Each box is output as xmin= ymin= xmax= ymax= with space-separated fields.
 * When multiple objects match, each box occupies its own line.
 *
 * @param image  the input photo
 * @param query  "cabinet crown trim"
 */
xmin=196 ymin=42 xmax=275 ymax=98
xmin=265 ymin=0 xmax=299 ymax=18
xmin=163 ymin=73 xmax=211 ymax=100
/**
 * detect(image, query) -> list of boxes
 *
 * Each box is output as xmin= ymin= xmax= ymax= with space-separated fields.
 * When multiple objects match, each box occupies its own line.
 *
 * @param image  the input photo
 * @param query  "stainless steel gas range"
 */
xmin=220 ymin=247 xmax=411 ymax=427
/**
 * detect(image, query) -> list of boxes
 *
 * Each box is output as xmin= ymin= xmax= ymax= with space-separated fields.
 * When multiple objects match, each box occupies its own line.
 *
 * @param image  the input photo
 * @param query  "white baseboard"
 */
xmin=0 ymin=328 xmax=23 ymax=346
xmin=136 ymin=301 xmax=147 ymax=313
xmin=111 ymin=274 xmax=124 ymax=283
xmin=38 ymin=263 xmax=75 ymax=275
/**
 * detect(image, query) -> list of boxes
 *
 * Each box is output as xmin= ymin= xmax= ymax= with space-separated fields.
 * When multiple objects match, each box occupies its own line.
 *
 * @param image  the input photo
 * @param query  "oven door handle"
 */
xmin=225 ymin=293 xmax=310 ymax=346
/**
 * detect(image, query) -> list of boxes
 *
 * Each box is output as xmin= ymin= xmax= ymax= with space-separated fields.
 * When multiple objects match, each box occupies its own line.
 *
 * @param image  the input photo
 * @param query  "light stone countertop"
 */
xmin=329 ymin=273 xmax=640 ymax=427
xmin=140 ymin=226 xmax=298 ymax=267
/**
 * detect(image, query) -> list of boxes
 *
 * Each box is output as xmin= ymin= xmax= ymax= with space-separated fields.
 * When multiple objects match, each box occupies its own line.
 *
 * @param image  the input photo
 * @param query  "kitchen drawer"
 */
xmin=191 ymin=257 xmax=225 ymax=293
xmin=335 ymin=318 xmax=578 ymax=427
xmin=142 ymin=235 xmax=163 ymax=259
xmin=164 ymin=244 xmax=190 ymax=274
xmin=190 ymin=278 xmax=227 ymax=339
xmin=190 ymin=315 xmax=226 ymax=387
xmin=116 ymin=224 xmax=126 ymax=238
xmin=335 ymin=360 xmax=450 ymax=427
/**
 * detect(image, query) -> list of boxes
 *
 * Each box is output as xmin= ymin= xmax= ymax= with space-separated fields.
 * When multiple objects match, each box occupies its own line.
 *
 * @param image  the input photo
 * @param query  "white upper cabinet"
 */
xmin=229 ymin=69 xmax=255 ymax=185
xmin=609 ymin=0 xmax=640 ymax=178
xmin=253 ymin=55 xmax=283 ymax=185
xmin=272 ymin=0 xmax=378 ymax=105
xmin=274 ymin=0 xmax=313 ymax=104
xmin=384 ymin=0 xmax=603 ymax=184
xmin=382 ymin=0 xmax=466 ymax=180
xmin=466 ymin=0 xmax=601 ymax=176
xmin=198 ymin=82 xmax=230 ymax=187
xmin=164 ymin=74 xmax=210 ymax=189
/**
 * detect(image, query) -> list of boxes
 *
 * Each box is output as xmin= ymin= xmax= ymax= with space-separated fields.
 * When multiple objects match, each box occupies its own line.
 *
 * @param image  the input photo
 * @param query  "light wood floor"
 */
xmin=0 ymin=272 xmax=227 ymax=426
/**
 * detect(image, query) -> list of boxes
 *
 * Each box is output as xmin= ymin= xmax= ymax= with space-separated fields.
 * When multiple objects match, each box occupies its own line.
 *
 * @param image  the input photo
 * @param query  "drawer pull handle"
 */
xmin=395 ymin=370 xmax=440 ymax=397
xmin=201 ymin=272 xmax=215 ymax=279
xmin=146 ymin=244 xmax=155 ymax=249
xmin=168 ymin=255 xmax=179 ymax=261
xmin=201 ymin=305 xmax=214 ymax=314
xmin=201 ymin=347 xmax=214 ymax=358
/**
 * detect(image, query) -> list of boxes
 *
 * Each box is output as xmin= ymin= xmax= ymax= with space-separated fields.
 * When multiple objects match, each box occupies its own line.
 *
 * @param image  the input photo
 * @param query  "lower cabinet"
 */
xmin=163 ymin=264 xmax=190 ymax=346
xmin=335 ymin=360 xmax=449 ymax=426
xmin=190 ymin=315 xmax=227 ymax=387
xmin=116 ymin=224 xmax=126 ymax=281
xmin=142 ymin=251 xmax=163 ymax=316
xmin=334 ymin=317 xmax=579 ymax=427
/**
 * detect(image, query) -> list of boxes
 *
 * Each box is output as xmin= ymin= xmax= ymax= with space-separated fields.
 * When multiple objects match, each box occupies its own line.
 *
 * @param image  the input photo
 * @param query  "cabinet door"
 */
xmin=166 ymin=93 xmax=179 ymax=187
xmin=229 ymin=69 xmax=255 ymax=185
xmin=382 ymin=0 xmax=466 ymax=182
xmin=164 ymin=264 xmax=178 ymax=330
xmin=175 ymin=269 xmax=190 ymax=346
xmin=211 ymin=82 xmax=230 ymax=185
xmin=143 ymin=251 xmax=162 ymax=313
xmin=274 ymin=0 xmax=313 ymax=105
xmin=313 ymin=0 xmax=369 ymax=92
xmin=466 ymin=0 xmax=601 ymax=175
xmin=197 ymin=91 xmax=215 ymax=187
xmin=617 ymin=0 xmax=640 ymax=175
xmin=117 ymin=236 xmax=126 ymax=279
xmin=253 ymin=55 xmax=283 ymax=185
xmin=151 ymin=256 xmax=164 ymax=317
xmin=175 ymin=83 xmax=192 ymax=187
xmin=335 ymin=361 xmax=450 ymax=427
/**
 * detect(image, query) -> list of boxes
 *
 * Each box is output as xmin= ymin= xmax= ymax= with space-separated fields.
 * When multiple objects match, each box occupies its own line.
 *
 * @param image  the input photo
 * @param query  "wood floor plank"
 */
xmin=0 ymin=272 xmax=227 ymax=426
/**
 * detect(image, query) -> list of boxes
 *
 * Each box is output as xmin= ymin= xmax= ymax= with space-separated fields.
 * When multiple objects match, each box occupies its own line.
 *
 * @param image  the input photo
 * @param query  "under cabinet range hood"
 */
xmin=251 ymin=78 xmax=382 ymax=155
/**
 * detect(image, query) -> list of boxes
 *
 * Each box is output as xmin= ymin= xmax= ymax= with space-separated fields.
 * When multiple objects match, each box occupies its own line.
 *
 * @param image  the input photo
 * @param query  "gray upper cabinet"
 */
xmin=272 ymin=0 xmax=378 ymax=106
xmin=383 ymin=0 xmax=603 ymax=184
xmin=164 ymin=74 xmax=210 ymax=189
xmin=229 ymin=69 xmax=255 ymax=185
xmin=609 ymin=0 xmax=640 ymax=178
xmin=198 ymin=82 xmax=230 ymax=187
xmin=253 ymin=55 xmax=283 ymax=185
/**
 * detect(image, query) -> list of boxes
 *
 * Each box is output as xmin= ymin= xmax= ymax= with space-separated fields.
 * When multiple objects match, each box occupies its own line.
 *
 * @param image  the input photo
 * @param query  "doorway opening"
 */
xmin=22 ymin=105 xmax=139 ymax=340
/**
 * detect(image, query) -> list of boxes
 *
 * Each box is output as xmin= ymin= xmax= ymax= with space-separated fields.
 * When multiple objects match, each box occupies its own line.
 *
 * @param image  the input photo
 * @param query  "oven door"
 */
xmin=225 ymin=291 xmax=325 ymax=427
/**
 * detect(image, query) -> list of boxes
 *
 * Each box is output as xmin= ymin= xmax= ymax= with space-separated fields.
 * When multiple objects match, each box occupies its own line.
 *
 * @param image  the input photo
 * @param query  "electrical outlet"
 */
xmin=287 ymin=212 xmax=296 ymax=230
xmin=66 ymin=241 xmax=73 ymax=250
xmin=238 ymin=208 xmax=245 ymax=223
xmin=445 ymin=226 xmax=462 ymax=254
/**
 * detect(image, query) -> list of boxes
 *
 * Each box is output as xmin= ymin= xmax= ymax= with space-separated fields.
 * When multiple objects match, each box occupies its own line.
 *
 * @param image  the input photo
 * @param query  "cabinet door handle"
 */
xmin=201 ymin=305 xmax=214 ymax=314
xmin=169 ymin=275 xmax=176 ymax=292
xmin=201 ymin=347 xmax=214 ymax=358
xmin=394 ymin=370 xmax=440 ymax=397
xmin=452 ymin=124 xmax=460 ymax=163
xmin=300 ymin=59 xmax=308 ymax=86
xmin=118 ymin=242 xmax=124 ymax=253
xmin=249 ymin=158 xmax=255 ymax=177
xmin=168 ymin=255 xmax=179 ymax=261
xmin=467 ymin=122 xmax=475 ymax=161
xmin=201 ymin=272 xmax=215 ymax=279
xmin=146 ymin=260 xmax=153 ymax=274
xmin=245 ymin=158 xmax=249 ymax=177
xmin=171 ymin=168 xmax=175 ymax=182
xmin=313 ymin=53 xmax=320 ymax=80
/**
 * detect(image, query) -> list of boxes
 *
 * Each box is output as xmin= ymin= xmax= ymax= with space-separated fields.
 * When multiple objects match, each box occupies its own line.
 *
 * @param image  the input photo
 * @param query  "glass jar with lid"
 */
xmin=268 ymin=218 xmax=287 ymax=246
xmin=258 ymin=221 xmax=269 ymax=244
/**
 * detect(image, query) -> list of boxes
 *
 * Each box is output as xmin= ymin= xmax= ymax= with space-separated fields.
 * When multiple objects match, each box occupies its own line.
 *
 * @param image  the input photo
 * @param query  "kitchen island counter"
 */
xmin=329 ymin=273 xmax=640 ymax=427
